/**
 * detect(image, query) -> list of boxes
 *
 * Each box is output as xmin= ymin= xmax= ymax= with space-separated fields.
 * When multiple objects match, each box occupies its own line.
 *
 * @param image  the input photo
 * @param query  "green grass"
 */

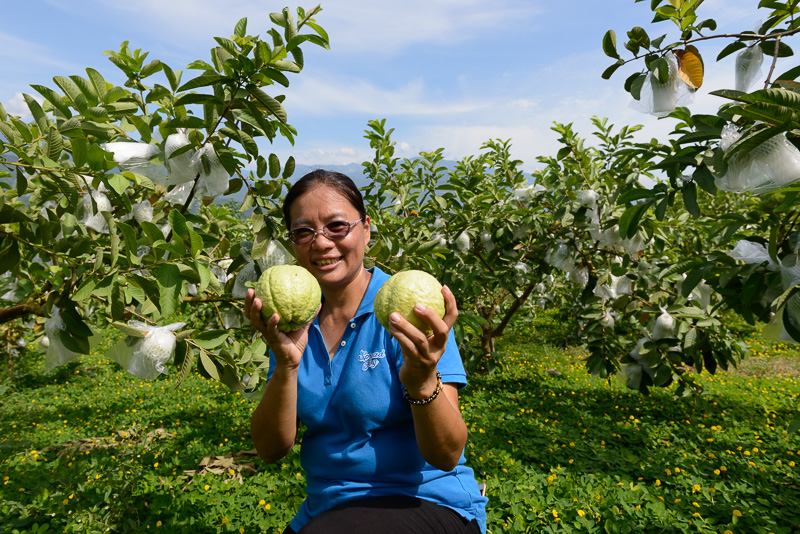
xmin=1 ymin=313 xmax=799 ymax=533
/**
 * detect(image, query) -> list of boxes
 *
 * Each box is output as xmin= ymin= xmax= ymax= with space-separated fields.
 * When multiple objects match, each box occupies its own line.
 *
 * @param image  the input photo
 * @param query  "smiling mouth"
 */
xmin=314 ymin=257 xmax=341 ymax=267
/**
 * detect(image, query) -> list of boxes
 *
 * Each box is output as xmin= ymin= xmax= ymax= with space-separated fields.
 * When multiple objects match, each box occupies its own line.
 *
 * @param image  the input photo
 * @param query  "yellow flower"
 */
xmin=655 ymin=479 xmax=661 ymax=486
xmin=733 ymin=510 xmax=742 ymax=517
xmin=577 ymin=510 xmax=585 ymax=517
xmin=156 ymin=521 xmax=162 ymax=527
xmin=259 ymin=500 xmax=266 ymax=506
xmin=222 ymin=518 xmax=229 ymax=525
xmin=204 ymin=485 xmax=210 ymax=491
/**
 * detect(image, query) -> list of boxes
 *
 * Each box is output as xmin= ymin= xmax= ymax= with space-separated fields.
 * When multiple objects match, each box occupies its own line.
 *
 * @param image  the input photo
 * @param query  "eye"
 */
xmin=326 ymin=221 xmax=350 ymax=234
xmin=292 ymin=228 xmax=315 ymax=239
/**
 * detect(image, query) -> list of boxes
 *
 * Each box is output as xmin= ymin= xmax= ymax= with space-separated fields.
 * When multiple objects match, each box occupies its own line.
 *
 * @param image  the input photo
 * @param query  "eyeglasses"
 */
xmin=285 ymin=217 xmax=365 ymax=245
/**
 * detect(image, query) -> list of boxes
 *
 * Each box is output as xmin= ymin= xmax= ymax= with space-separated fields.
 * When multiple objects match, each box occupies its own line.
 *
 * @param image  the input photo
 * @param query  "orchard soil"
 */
xmin=1 ymin=310 xmax=799 ymax=533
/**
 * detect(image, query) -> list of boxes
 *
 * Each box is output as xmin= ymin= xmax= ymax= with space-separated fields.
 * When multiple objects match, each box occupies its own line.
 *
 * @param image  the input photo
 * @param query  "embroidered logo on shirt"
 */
xmin=358 ymin=349 xmax=386 ymax=371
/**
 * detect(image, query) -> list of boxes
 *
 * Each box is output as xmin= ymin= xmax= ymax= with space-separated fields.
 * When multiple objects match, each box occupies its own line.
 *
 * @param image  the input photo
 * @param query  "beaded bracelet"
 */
xmin=403 ymin=371 xmax=443 ymax=406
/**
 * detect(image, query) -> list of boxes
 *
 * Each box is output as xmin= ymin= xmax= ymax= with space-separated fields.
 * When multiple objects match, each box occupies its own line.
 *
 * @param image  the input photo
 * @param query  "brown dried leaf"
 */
xmin=674 ymin=46 xmax=704 ymax=89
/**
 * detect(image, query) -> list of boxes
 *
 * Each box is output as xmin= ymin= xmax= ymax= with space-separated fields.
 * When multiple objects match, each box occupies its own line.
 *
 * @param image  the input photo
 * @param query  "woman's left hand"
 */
xmin=391 ymin=285 xmax=458 ymax=399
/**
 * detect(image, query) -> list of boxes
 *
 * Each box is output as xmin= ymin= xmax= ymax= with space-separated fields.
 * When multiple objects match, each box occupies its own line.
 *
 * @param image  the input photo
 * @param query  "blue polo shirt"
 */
xmin=267 ymin=266 xmax=487 ymax=532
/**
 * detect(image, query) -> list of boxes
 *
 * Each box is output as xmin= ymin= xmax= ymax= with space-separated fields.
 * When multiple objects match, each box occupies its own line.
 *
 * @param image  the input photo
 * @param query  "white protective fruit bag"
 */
xmin=735 ymin=44 xmax=763 ymax=92
xmin=630 ymin=53 xmax=695 ymax=117
xmin=652 ymin=306 xmax=676 ymax=340
xmin=545 ymin=243 xmax=575 ymax=273
xmin=43 ymin=307 xmax=82 ymax=371
xmin=728 ymin=240 xmax=781 ymax=271
xmin=716 ymin=124 xmax=800 ymax=194
xmin=763 ymin=254 xmax=800 ymax=343
xmin=108 ymin=321 xmax=186 ymax=380
xmin=103 ymin=141 xmax=168 ymax=185
xmin=164 ymin=130 xmax=199 ymax=185
xmin=192 ymin=145 xmax=229 ymax=198
xmin=594 ymin=274 xmax=632 ymax=300
xmin=75 ymin=183 xmax=112 ymax=234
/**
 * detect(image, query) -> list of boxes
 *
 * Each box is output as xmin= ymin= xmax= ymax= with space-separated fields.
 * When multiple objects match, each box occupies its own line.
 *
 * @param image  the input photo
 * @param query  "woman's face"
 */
xmin=288 ymin=185 xmax=370 ymax=292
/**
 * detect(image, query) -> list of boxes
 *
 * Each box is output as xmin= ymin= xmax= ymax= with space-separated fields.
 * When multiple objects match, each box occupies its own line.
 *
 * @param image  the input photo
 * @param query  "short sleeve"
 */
xmin=436 ymin=329 xmax=467 ymax=389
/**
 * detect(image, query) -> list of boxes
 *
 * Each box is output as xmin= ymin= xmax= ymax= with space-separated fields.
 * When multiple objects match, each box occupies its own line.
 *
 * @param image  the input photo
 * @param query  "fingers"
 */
xmin=441 ymin=285 xmax=458 ymax=329
xmin=245 ymin=288 xmax=280 ymax=338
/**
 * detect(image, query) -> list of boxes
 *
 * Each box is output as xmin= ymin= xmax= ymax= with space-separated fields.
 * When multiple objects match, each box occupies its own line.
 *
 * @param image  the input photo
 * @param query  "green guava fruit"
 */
xmin=254 ymin=265 xmax=321 ymax=332
xmin=374 ymin=270 xmax=446 ymax=335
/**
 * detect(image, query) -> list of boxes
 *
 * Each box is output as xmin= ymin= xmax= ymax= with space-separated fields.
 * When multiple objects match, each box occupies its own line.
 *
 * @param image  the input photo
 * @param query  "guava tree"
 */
xmin=360 ymin=119 xmax=554 ymax=372
xmin=0 ymin=7 xmax=329 ymax=393
xmin=590 ymin=0 xmax=800 ymax=404
xmin=531 ymin=118 xmax=755 ymax=398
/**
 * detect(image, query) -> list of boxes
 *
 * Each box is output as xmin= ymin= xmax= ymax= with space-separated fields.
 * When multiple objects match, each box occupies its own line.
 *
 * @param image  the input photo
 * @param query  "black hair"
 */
xmin=282 ymin=169 xmax=367 ymax=228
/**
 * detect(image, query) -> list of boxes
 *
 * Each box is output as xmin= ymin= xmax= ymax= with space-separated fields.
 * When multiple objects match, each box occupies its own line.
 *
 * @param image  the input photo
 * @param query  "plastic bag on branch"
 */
xmin=593 ymin=274 xmax=632 ymax=299
xmin=44 ymin=307 xmax=82 ymax=371
xmin=600 ymin=311 xmax=616 ymax=329
xmin=232 ymin=262 xmax=259 ymax=299
xmin=545 ymin=243 xmax=575 ymax=273
xmin=735 ymin=44 xmax=763 ymax=92
xmin=164 ymin=130 xmax=199 ymax=185
xmin=569 ymin=265 xmax=589 ymax=287
xmin=630 ymin=53 xmax=695 ymax=117
xmin=728 ymin=240 xmax=781 ymax=270
xmin=451 ymin=232 xmax=470 ymax=254
xmin=132 ymin=201 xmax=153 ymax=224
xmin=431 ymin=232 xmax=447 ymax=248
xmin=223 ymin=307 xmax=243 ymax=329
xmin=212 ymin=259 xmax=234 ymax=285
xmin=262 ymin=240 xmax=293 ymax=269
xmin=764 ymin=255 xmax=800 ymax=343
xmin=652 ymin=307 xmax=676 ymax=340
xmin=75 ymin=188 xmax=112 ymax=234
xmin=192 ymin=145 xmax=229 ymax=199
xmin=716 ymin=124 xmax=800 ymax=194
xmin=479 ymin=230 xmax=494 ymax=253
xmin=513 ymin=185 xmax=536 ymax=204
xmin=109 ymin=320 xmax=185 ymax=380
xmin=575 ymin=189 xmax=598 ymax=210
xmin=103 ymin=141 xmax=168 ymax=185
xmin=514 ymin=262 xmax=531 ymax=285
xmin=165 ymin=182 xmax=195 ymax=205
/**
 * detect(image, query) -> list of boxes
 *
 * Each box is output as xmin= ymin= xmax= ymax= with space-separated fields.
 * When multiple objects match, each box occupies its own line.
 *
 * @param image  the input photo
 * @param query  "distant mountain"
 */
xmin=213 ymin=159 xmax=461 ymax=206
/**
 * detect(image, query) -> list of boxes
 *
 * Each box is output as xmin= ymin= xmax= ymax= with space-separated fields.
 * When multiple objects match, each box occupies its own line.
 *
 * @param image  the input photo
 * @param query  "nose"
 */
xmin=310 ymin=230 xmax=335 ymax=247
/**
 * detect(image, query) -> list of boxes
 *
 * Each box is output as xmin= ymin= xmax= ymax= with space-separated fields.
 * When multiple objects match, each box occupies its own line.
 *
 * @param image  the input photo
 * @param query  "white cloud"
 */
xmin=289 ymin=75 xmax=486 ymax=117
xmin=90 ymin=0 xmax=541 ymax=56
xmin=3 ymin=93 xmax=38 ymax=121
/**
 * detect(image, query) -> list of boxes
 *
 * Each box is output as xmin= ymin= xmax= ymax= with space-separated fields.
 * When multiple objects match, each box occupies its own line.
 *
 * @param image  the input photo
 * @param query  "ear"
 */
xmin=363 ymin=215 xmax=371 ymax=245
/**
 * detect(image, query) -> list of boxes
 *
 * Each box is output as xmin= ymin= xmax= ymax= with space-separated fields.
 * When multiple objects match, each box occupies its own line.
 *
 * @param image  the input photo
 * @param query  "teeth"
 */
xmin=316 ymin=258 xmax=339 ymax=266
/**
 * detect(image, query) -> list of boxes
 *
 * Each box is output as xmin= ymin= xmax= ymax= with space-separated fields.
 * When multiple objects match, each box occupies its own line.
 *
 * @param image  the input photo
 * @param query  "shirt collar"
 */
xmin=312 ymin=266 xmax=389 ymax=325
xmin=355 ymin=266 xmax=389 ymax=319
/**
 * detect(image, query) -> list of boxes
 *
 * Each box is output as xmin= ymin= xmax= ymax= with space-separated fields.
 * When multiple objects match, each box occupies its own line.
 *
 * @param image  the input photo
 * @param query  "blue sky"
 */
xmin=1 ymin=0 xmax=767 ymax=171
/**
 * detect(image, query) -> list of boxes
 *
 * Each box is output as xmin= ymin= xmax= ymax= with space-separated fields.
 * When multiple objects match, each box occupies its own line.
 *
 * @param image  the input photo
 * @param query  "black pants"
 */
xmin=284 ymin=496 xmax=481 ymax=534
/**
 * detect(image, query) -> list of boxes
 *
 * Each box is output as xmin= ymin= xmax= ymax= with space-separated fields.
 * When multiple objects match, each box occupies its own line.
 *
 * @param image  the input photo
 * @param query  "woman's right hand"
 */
xmin=244 ymin=288 xmax=316 ymax=369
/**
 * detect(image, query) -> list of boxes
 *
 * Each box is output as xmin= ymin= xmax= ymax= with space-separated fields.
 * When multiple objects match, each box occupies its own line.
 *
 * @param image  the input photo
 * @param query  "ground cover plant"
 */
xmin=2 ymin=311 xmax=798 ymax=533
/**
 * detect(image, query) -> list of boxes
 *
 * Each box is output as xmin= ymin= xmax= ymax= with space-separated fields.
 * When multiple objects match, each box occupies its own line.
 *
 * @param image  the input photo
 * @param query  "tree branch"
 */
xmin=0 ymin=303 xmax=46 ymax=324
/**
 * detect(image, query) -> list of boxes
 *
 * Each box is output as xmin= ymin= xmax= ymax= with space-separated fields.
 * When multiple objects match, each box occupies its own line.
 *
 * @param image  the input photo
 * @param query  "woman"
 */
xmin=244 ymin=169 xmax=487 ymax=533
